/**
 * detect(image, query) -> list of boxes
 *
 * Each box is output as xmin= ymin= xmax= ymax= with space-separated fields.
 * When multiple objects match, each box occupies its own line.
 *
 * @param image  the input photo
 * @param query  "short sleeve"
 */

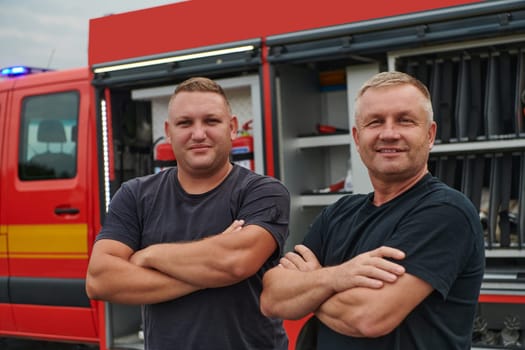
xmin=237 ymin=176 xmax=291 ymax=256
xmin=386 ymin=201 xmax=480 ymax=298
xmin=302 ymin=209 xmax=327 ymax=261
xmin=96 ymin=180 xmax=142 ymax=251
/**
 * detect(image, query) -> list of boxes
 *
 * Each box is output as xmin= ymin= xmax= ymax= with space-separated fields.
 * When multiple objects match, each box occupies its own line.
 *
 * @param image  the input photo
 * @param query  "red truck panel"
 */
xmin=88 ymin=0 xmax=482 ymax=65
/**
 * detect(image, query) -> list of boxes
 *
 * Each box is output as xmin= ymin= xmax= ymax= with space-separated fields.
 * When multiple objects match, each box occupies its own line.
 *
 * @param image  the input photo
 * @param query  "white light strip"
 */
xmin=100 ymin=99 xmax=111 ymax=213
xmin=93 ymin=45 xmax=255 ymax=74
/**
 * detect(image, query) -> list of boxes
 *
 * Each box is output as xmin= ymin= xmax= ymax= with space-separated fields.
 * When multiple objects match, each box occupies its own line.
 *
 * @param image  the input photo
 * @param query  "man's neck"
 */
xmin=371 ymin=170 xmax=428 ymax=206
xmin=178 ymin=162 xmax=233 ymax=194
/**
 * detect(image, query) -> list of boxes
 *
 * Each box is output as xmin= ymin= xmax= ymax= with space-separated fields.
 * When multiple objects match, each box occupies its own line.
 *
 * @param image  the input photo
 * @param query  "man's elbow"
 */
xmin=259 ymin=290 xmax=276 ymax=318
xmin=85 ymin=273 xmax=106 ymax=300
xmin=344 ymin=313 xmax=397 ymax=338
xmin=356 ymin=322 xmax=395 ymax=338
xmin=85 ymin=279 xmax=98 ymax=300
xmin=198 ymin=263 xmax=255 ymax=288
xmin=221 ymin=252 xmax=262 ymax=282
xmin=228 ymin=264 xmax=255 ymax=281
xmin=260 ymin=288 xmax=306 ymax=320
xmin=259 ymin=270 xmax=280 ymax=317
xmin=260 ymin=295 xmax=295 ymax=319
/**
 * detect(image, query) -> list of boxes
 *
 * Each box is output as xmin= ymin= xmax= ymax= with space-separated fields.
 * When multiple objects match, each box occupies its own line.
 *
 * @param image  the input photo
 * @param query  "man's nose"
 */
xmin=192 ymin=124 xmax=206 ymax=139
xmin=379 ymin=122 xmax=400 ymax=139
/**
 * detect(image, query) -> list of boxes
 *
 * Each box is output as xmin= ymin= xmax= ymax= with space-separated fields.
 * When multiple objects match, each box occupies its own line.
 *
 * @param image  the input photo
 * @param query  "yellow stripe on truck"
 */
xmin=8 ymin=223 xmax=88 ymax=259
xmin=0 ymin=225 xmax=7 ymax=258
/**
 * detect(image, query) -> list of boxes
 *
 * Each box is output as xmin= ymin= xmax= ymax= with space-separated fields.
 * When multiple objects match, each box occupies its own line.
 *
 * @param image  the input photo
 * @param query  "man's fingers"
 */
xmin=367 ymin=264 xmax=402 ymax=282
xmin=284 ymin=251 xmax=307 ymax=266
xmin=367 ymin=246 xmax=406 ymax=276
xmin=354 ymin=275 xmax=384 ymax=289
xmin=294 ymin=245 xmax=318 ymax=262
xmin=224 ymin=219 xmax=245 ymax=234
xmin=371 ymin=257 xmax=405 ymax=276
xmin=233 ymin=219 xmax=245 ymax=228
xmin=334 ymin=248 xmax=407 ymax=292
xmin=279 ymin=257 xmax=299 ymax=270
xmin=371 ymin=246 xmax=406 ymax=260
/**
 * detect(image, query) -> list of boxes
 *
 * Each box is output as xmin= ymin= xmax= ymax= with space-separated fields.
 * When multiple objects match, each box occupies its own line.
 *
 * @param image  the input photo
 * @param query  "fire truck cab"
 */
xmin=0 ymin=67 xmax=99 ymax=344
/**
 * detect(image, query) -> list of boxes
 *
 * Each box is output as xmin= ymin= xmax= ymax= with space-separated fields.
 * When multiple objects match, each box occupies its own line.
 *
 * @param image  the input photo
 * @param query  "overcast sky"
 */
xmin=0 ymin=0 xmax=183 ymax=70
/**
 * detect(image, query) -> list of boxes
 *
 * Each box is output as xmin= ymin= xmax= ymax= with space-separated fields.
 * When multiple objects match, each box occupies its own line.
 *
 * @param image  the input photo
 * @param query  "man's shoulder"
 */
xmin=324 ymin=192 xmax=368 ymax=215
xmin=424 ymin=175 xmax=474 ymax=208
xmin=417 ymin=176 xmax=482 ymax=231
xmin=234 ymin=165 xmax=288 ymax=190
xmin=123 ymin=168 xmax=176 ymax=192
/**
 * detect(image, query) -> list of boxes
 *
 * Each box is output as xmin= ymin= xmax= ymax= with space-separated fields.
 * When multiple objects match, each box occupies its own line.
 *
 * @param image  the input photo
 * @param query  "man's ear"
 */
xmin=352 ymin=126 xmax=360 ymax=154
xmin=230 ymin=116 xmax=239 ymax=140
xmin=428 ymin=121 xmax=437 ymax=150
xmin=164 ymin=120 xmax=171 ymax=144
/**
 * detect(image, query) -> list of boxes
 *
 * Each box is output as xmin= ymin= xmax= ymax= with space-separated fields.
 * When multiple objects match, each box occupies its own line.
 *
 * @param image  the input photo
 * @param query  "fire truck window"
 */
xmin=18 ymin=91 xmax=79 ymax=181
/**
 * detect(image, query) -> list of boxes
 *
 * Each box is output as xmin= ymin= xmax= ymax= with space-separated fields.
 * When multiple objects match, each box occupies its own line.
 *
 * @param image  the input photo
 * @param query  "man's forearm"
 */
xmin=134 ymin=239 xmax=232 ymax=287
xmin=131 ymin=223 xmax=276 ymax=288
xmin=260 ymin=267 xmax=336 ymax=320
xmin=87 ymin=253 xmax=202 ymax=304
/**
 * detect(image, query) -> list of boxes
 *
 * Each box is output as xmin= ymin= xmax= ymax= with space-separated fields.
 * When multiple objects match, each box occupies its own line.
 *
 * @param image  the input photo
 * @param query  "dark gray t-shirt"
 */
xmin=97 ymin=165 xmax=290 ymax=350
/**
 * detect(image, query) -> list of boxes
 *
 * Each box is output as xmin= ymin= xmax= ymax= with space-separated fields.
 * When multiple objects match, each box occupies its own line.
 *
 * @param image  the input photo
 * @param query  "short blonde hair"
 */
xmin=354 ymin=71 xmax=433 ymax=122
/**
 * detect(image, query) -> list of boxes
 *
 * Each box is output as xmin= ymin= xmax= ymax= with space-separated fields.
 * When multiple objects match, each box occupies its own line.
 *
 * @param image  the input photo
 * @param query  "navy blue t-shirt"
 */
xmin=303 ymin=173 xmax=485 ymax=350
xmin=97 ymin=165 xmax=290 ymax=350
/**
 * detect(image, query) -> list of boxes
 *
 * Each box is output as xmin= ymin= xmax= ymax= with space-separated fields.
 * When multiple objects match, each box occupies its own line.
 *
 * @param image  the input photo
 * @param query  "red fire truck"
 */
xmin=2 ymin=0 xmax=525 ymax=349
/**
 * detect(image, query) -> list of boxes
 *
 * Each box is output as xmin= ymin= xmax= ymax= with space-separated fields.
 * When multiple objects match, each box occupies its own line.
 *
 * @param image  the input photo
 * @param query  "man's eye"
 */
xmin=400 ymin=118 xmax=414 ymax=125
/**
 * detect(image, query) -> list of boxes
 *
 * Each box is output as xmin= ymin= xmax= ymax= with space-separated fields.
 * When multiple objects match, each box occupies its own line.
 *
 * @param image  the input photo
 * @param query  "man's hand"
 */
xmin=279 ymin=244 xmax=321 ymax=271
xmin=279 ymin=245 xmax=405 ymax=291
xmin=331 ymin=246 xmax=405 ymax=292
xmin=221 ymin=219 xmax=245 ymax=234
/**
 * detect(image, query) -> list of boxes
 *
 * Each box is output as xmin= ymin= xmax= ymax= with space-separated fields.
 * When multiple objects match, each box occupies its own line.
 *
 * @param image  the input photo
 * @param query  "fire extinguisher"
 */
xmin=153 ymin=137 xmax=176 ymax=173
xmin=231 ymin=120 xmax=254 ymax=171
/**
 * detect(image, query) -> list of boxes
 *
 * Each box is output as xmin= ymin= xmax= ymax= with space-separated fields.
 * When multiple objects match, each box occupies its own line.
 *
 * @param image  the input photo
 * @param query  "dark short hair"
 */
xmin=171 ymin=77 xmax=232 ymax=112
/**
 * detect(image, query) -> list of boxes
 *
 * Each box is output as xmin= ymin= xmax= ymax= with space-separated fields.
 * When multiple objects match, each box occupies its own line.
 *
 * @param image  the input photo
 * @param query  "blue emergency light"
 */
xmin=0 ymin=66 xmax=51 ymax=78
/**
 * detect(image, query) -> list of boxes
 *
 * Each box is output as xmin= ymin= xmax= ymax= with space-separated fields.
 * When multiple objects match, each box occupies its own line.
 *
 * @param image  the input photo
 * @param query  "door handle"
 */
xmin=55 ymin=207 xmax=80 ymax=215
